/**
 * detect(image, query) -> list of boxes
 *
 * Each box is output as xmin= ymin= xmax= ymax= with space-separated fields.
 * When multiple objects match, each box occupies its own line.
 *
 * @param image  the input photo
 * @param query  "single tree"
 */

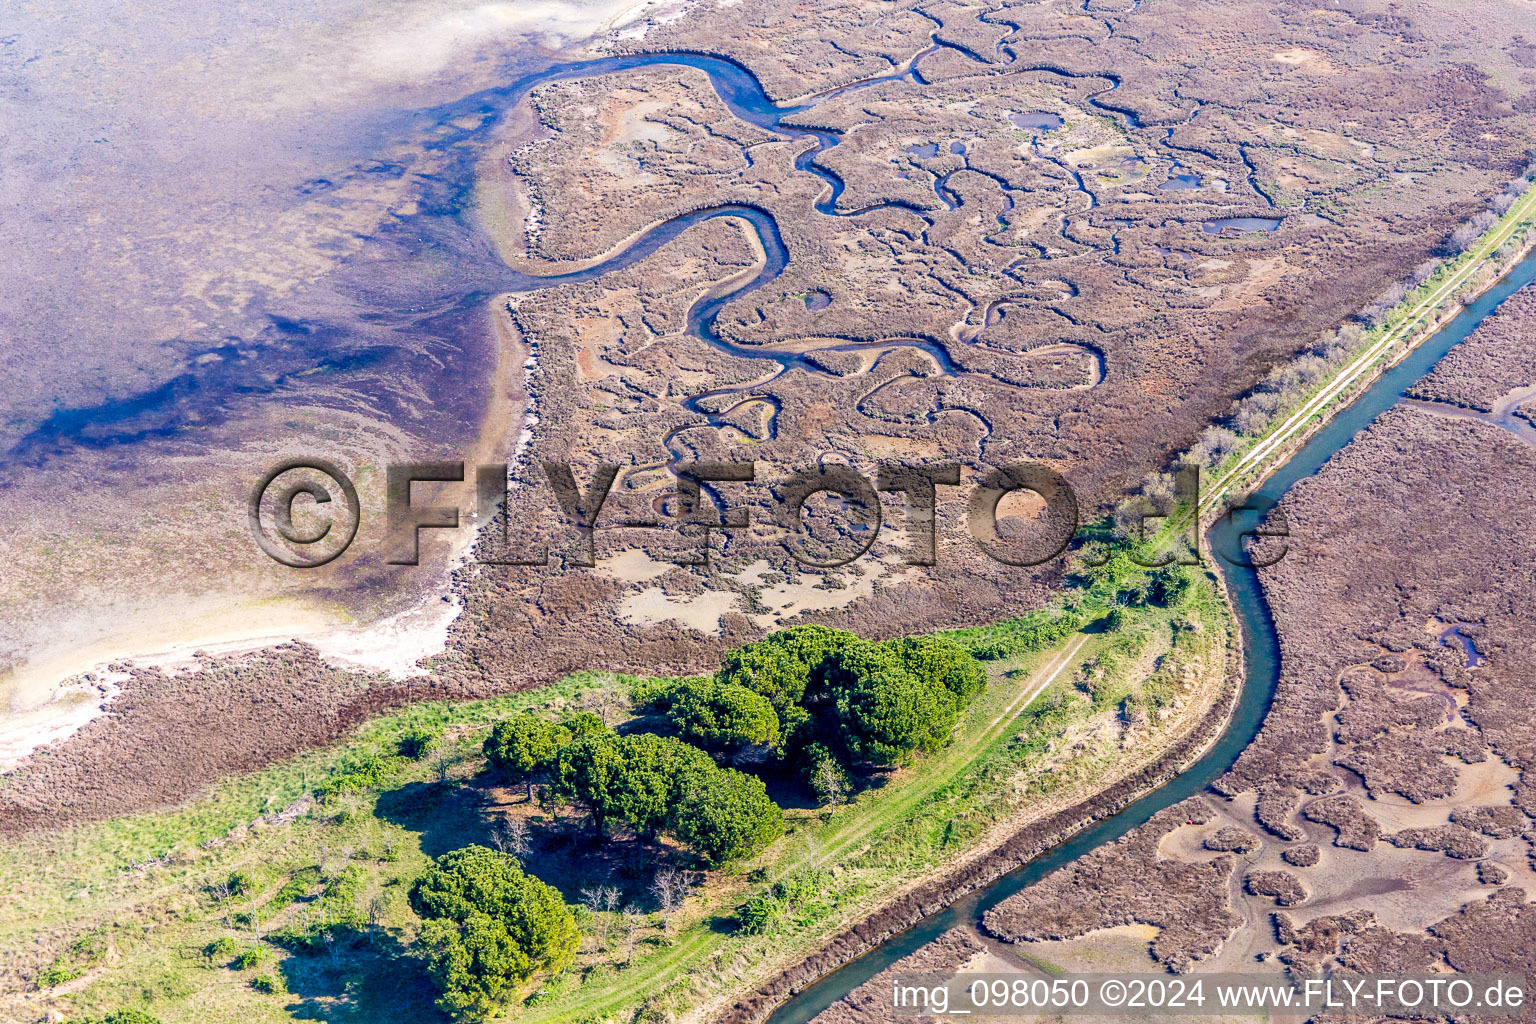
xmin=811 ymin=757 xmax=848 ymax=807
xmin=491 ymin=817 xmax=532 ymax=862
xmin=666 ymin=678 xmax=781 ymax=753
xmin=621 ymin=904 xmax=644 ymax=961
xmin=650 ymin=869 xmax=689 ymax=933
xmin=483 ymin=714 xmax=560 ymax=801
xmin=546 ymin=732 xmax=630 ymax=836
xmin=668 ymin=769 xmax=784 ymax=866
xmin=580 ymin=887 xmax=607 ymax=950
xmin=410 ymin=845 xmax=579 ymax=1020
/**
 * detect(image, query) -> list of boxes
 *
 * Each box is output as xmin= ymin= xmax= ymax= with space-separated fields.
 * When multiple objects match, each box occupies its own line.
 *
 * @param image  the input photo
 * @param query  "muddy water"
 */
xmin=759 ymin=231 xmax=1536 ymax=1024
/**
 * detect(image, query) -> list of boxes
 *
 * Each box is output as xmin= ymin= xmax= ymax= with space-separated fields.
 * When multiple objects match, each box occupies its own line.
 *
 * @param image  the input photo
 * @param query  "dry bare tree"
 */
xmin=499 ymin=818 xmax=532 ymax=861
xmin=622 ymin=904 xmax=644 ymax=961
xmin=367 ymin=895 xmax=388 ymax=946
xmin=812 ymin=760 xmax=846 ymax=806
xmin=209 ymin=878 xmax=235 ymax=929
xmin=650 ymin=869 xmax=688 ymax=933
xmin=433 ymin=749 xmax=455 ymax=787
xmin=581 ymin=887 xmax=607 ymax=950
xmin=599 ymin=886 xmax=621 ymax=950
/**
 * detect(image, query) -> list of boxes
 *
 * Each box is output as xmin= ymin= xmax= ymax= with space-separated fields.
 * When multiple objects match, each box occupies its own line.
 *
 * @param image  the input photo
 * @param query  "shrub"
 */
xmin=251 ymin=973 xmax=285 ymax=995
xmin=1153 ymin=565 xmax=1197 ymax=606
xmin=316 ymin=750 xmax=403 ymax=802
xmin=66 ymin=1011 xmax=165 ymax=1024
xmin=204 ymin=936 xmax=238 ymax=961
xmin=268 ymin=866 xmax=322 ymax=911
xmin=226 ymin=869 xmax=259 ymax=897
xmin=399 ymin=726 xmax=441 ymax=760
xmin=37 ymin=931 xmax=107 ymax=989
xmin=736 ymin=891 xmax=785 ymax=934
xmin=36 ymin=964 xmax=85 ymax=988
xmin=232 ymin=947 xmax=269 ymax=970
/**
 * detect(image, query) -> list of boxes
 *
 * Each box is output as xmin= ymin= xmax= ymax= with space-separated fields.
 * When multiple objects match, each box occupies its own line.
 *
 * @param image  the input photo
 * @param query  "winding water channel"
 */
xmin=474 ymin=47 xmax=1536 ymax=1021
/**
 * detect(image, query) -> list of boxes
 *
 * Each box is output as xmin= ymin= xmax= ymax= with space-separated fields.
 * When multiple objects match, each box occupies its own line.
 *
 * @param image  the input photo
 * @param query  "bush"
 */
xmin=316 ymin=750 xmax=404 ymax=802
xmin=1153 ymin=565 xmax=1197 ymax=607
xmin=410 ymin=846 xmax=579 ymax=1020
xmin=955 ymin=608 xmax=1085 ymax=660
xmin=251 ymin=973 xmax=285 ymax=995
xmin=232 ymin=946 xmax=269 ymax=970
xmin=226 ymin=869 xmax=260 ymax=897
xmin=37 ymin=931 xmax=107 ymax=989
xmin=268 ymin=866 xmax=322 ymax=911
xmin=399 ymin=726 xmax=442 ymax=760
xmin=318 ymin=864 xmax=368 ymax=928
xmin=66 ymin=1012 xmax=165 ymax=1024
xmin=736 ymin=891 xmax=785 ymax=934
xmin=204 ymin=936 xmax=239 ymax=961
xmin=36 ymin=964 xmax=85 ymax=988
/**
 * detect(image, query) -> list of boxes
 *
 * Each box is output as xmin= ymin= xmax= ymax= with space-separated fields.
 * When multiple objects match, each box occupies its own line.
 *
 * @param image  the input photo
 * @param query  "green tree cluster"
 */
xmin=547 ymin=730 xmax=783 ymax=866
xmin=706 ymin=625 xmax=987 ymax=795
xmin=409 ymin=845 xmax=579 ymax=1021
xmin=483 ymin=711 xmax=602 ymax=800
